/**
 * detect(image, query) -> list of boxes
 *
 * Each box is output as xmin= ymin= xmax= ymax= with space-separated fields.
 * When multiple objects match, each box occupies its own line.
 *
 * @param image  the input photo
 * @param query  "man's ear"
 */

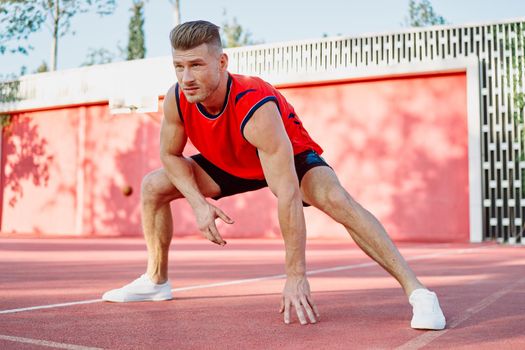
xmin=219 ymin=53 xmax=229 ymax=72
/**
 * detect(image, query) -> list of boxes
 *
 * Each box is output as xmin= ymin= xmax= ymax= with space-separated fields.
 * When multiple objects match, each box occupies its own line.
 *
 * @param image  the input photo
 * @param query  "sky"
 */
xmin=1 ymin=0 xmax=524 ymax=77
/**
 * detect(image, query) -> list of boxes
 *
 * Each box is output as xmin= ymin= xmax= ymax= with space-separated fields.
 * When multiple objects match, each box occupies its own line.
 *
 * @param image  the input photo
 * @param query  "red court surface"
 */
xmin=1 ymin=238 xmax=524 ymax=350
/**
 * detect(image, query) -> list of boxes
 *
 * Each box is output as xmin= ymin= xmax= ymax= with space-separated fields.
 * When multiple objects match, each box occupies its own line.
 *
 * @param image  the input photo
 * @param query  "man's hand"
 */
xmin=280 ymin=275 xmax=320 ymax=325
xmin=193 ymin=201 xmax=234 ymax=246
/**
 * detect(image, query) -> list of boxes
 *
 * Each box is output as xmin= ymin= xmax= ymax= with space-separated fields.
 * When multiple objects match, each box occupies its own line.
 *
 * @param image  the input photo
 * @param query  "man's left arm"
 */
xmin=243 ymin=101 xmax=320 ymax=325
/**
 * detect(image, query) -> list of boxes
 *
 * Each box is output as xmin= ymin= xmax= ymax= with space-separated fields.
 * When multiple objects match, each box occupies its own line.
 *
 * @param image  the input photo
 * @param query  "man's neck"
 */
xmin=199 ymin=72 xmax=229 ymax=114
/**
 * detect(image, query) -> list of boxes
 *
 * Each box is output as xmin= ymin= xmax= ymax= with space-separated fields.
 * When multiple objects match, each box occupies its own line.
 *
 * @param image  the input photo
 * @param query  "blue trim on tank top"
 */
xmin=196 ymin=74 xmax=232 ymax=120
xmin=239 ymin=96 xmax=279 ymax=140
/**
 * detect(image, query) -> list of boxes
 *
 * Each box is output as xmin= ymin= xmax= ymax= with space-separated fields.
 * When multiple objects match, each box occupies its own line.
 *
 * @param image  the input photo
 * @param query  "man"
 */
xmin=103 ymin=20 xmax=446 ymax=330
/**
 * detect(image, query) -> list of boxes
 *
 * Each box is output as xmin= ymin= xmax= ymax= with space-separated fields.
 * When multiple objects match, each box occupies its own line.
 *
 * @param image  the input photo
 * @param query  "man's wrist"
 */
xmin=285 ymin=263 xmax=306 ymax=277
xmin=284 ymin=244 xmax=307 ymax=276
xmin=189 ymin=197 xmax=208 ymax=212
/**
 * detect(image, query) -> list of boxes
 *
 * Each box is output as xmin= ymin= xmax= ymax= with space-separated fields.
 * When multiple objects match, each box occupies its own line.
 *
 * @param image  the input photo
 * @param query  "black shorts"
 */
xmin=191 ymin=150 xmax=331 ymax=204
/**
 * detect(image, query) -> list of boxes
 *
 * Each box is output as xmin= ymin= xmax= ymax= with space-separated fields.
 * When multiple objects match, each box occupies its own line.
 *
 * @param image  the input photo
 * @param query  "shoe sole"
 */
xmin=102 ymin=296 xmax=173 ymax=303
xmin=411 ymin=318 xmax=446 ymax=330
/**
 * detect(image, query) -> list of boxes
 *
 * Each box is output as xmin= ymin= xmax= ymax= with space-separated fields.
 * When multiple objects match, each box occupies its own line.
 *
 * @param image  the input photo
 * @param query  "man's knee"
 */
xmin=324 ymin=185 xmax=361 ymax=218
xmin=141 ymin=172 xmax=161 ymax=201
xmin=141 ymin=170 xmax=180 ymax=204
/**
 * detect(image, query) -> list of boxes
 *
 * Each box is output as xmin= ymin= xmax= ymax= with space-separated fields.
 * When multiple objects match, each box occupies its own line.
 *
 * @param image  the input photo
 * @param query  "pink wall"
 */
xmin=282 ymin=73 xmax=469 ymax=242
xmin=0 ymin=72 xmax=469 ymax=242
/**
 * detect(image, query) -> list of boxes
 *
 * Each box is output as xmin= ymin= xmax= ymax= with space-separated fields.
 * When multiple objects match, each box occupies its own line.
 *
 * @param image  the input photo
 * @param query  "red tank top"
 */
xmin=175 ymin=73 xmax=323 ymax=180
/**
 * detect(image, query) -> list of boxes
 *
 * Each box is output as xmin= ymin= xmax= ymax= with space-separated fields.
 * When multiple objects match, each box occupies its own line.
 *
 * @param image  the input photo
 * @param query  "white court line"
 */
xmin=0 ymin=334 xmax=103 ymax=350
xmin=395 ymin=276 xmax=525 ymax=350
xmin=0 ymin=246 xmax=493 ymax=316
xmin=0 ymin=299 xmax=103 ymax=315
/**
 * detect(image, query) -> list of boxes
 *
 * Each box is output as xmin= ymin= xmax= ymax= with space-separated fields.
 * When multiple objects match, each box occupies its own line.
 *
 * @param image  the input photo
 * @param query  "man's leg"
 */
xmin=102 ymin=158 xmax=221 ymax=302
xmin=300 ymin=166 xmax=424 ymax=296
xmin=300 ymin=165 xmax=446 ymax=329
xmin=141 ymin=159 xmax=221 ymax=284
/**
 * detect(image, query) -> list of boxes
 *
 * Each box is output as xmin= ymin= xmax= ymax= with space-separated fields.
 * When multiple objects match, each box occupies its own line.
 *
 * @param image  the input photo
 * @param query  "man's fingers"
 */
xmin=202 ymin=227 xmax=222 ymax=246
xmin=208 ymin=223 xmax=226 ymax=246
xmin=307 ymin=295 xmax=321 ymax=318
xmin=301 ymin=296 xmax=317 ymax=323
xmin=216 ymin=208 xmax=234 ymax=224
xmin=279 ymin=298 xmax=284 ymax=313
xmin=201 ymin=228 xmax=217 ymax=244
xmin=293 ymin=300 xmax=307 ymax=325
xmin=284 ymin=299 xmax=291 ymax=324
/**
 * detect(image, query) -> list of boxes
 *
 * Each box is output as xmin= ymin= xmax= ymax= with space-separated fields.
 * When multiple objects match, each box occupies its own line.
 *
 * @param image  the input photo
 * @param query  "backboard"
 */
xmin=109 ymin=94 xmax=159 ymax=115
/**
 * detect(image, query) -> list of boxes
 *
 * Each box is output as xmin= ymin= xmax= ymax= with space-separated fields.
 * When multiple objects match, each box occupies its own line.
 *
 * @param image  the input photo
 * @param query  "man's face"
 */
xmin=172 ymin=43 xmax=226 ymax=104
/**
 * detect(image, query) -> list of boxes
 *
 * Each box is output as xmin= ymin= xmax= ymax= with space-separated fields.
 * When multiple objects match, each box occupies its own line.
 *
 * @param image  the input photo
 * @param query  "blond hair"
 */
xmin=169 ymin=20 xmax=222 ymax=53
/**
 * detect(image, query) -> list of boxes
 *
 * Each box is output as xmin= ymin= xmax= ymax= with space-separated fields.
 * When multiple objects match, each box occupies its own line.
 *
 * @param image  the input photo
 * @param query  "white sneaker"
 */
xmin=409 ymin=289 xmax=446 ymax=330
xmin=102 ymin=274 xmax=173 ymax=302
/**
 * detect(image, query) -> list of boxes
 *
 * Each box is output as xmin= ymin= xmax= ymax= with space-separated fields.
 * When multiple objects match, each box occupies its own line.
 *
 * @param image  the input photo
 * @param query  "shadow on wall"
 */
xmin=281 ymin=73 xmax=470 ymax=241
xmin=88 ymin=112 xmax=149 ymax=236
xmin=2 ymin=115 xmax=54 ymax=208
xmin=88 ymin=109 xmax=199 ymax=237
xmin=211 ymin=187 xmax=280 ymax=239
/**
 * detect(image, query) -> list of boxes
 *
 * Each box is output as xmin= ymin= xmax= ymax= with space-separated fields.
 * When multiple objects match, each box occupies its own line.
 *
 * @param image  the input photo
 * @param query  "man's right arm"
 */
xmin=160 ymin=85 xmax=231 ymax=245
xmin=160 ymin=85 xmax=207 ymax=209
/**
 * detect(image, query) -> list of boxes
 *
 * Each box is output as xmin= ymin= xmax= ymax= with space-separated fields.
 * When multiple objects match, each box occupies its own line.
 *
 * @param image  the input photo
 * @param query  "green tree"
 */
xmin=404 ymin=0 xmax=447 ymax=27
xmin=127 ymin=0 xmax=146 ymax=60
xmin=221 ymin=12 xmax=261 ymax=48
xmin=0 ymin=77 xmax=18 ymax=103
xmin=0 ymin=75 xmax=19 ymax=129
xmin=81 ymin=48 xmax=115 ymax=66
xmin=35 ymin=61 xmax=49 ymax=73
xmin=0 ymin=0 xmax=116 ymax=71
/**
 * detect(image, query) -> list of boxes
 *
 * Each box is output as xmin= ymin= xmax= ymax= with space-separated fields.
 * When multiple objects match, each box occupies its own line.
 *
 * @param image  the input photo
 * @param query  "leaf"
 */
xmin=0 ymin=0 xmax=116 ymax=71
